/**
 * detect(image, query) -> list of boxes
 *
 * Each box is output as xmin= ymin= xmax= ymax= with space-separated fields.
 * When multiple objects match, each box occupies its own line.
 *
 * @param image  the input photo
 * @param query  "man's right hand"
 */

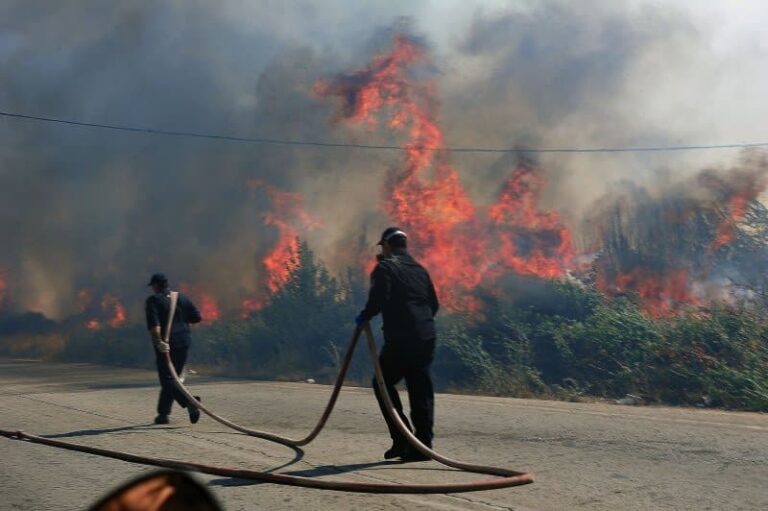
xmin=153 ymin=339 xmax=170 ymax=353
xmin=151 ymin=327 xmax=169 ymax=352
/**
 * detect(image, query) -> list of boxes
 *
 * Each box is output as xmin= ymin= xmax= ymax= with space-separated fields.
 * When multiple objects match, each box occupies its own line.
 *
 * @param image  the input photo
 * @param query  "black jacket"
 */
xmin=145 ymin=291 xmax=202 ymax=349
xmin=360 ymin=250 xmax=439 ymax=342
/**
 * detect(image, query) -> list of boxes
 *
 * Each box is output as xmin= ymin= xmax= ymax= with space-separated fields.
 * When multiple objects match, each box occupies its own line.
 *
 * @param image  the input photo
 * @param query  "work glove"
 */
xmin=355 ymin=313 xmax=366 ymax=328
xmin=154 ymin=340 xmax=170 ymax=353
xmin=151 ymin=331 xmax=170 ymax=353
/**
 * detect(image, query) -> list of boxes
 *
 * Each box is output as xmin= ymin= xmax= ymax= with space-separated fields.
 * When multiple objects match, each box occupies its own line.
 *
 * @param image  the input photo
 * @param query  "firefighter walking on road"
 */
xmin=356 ymin=227 xmax=439 ymax=461
xmin=145 ymin=273 xmax=203 ymax=425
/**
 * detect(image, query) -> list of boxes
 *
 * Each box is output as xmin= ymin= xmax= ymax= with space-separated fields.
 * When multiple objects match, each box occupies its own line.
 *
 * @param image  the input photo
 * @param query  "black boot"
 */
xmin=188 ymin=396 xmax=201 ymax=424
xmin=400 ymin=446 xmax=430 ymax=462
xmin=154 ymin=414 xmax=169 ymax=425
xmin=384 ymin=441 xmax=409 ymax=460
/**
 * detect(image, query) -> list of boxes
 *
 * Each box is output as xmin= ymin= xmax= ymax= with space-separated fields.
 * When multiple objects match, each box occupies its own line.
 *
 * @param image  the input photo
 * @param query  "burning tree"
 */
xmin=717 ymin=200 xmax=768 ymax=309
xmin=241 ymin=180 xmax=319 ymax=317
xmin=591 ymin=153 xmax=768 ymax=316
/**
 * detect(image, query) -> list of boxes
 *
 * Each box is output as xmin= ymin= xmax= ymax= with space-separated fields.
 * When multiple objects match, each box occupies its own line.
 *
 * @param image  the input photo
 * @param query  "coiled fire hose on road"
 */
xmin=0 ymin=293 xmax=533 ymax=493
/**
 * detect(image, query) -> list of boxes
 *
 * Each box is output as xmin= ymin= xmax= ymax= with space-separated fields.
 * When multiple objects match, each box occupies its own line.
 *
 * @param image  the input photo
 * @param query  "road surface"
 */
xmin=1 ymin=358 xmax=766 ymax=510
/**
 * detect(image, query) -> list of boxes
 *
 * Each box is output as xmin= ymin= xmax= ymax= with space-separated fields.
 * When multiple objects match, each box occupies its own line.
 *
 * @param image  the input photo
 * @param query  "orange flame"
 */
xmin=179 ymin=283 xmax=221 ymax=322
xmin=263 ymin=234 xmax=300 ymax=294
xmin=84 ymin=293 xmax=125 ymax=329
xmin=489 ymin=165 xmax=575 ymax=279
xmin=316 ymin=35 xmax=484 ymax=310
xmin=598 ymin=267 xmax=701 ymax=317
xmin=241 ymin=180 xmax=318 ymax=316
xmin=197 ymin=293 xmax=220 ymax=322
xmin=703 ymin=166 xmax=768 ymax=251
xmin=712 ymin=194 xmax=750 ymax=250
xmin=251 ymin=180 xmax=318 ymax=293
xmin=592 ymin=165 xmax=768 ymax=315
xmin=101 ymin=294 xmax=126 ymax=328
xmin=317 ymin=34 xmax=579 ymax=310
xmin=240 ymin=298 xmax=263 ymax=318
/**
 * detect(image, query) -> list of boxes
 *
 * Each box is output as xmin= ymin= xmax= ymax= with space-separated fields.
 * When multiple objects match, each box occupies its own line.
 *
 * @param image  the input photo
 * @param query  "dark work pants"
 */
xmin=155 ymin=347 xmax=190 ymax=415
xmin=372 ymin=338 xmax=435 ymax=448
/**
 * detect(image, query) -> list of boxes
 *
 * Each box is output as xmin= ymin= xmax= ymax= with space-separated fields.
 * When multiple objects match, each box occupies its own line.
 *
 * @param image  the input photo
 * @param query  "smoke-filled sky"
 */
xmin=1 ymin=0 xmax=766 ymax=320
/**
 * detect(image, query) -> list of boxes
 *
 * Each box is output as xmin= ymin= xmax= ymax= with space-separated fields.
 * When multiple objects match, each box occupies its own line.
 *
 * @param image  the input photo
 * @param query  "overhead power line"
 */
xmin=1 ymin=109 xmax=767 ymax=154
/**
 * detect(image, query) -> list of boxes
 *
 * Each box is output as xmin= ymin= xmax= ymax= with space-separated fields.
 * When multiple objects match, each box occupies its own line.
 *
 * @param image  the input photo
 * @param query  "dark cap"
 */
xmin=377 ymin=226 xmax=408 ymax=245
xmin=147 ymin=273 xmax=168 ymax=287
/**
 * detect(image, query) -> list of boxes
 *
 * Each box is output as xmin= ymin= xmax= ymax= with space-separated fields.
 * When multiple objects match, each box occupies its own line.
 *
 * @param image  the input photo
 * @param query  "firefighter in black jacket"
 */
xmin=356 ymin=227 xmax=439 ymax=461
xmin=145 ymin=273 xmax=202 ymax=425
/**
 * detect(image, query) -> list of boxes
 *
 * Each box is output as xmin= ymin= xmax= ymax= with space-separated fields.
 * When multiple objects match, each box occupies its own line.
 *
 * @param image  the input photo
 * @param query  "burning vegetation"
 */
xmin=316 ymin=34 xmax=767 ymax=318
xmin=316 ymin=35 xmax=575 ymax=311
xmin=315 ymin=34 xmax=484 ymax=310
xmin=179 ymin=283 xmax=221 ymax=323
xmin=77 ymin=290 xmax=126 ymax=331
xmin=591 ymin=154 xmax=768 ymax=316
xmin=2 ymin=32 xmax=768 ymax=411
xmin=0 ymin=33 xmax=765 ymax=326
xmin=239 ymin=180 xmax=320 ymax=317
xmin=489 ymin=164 xmax=574 ymax=280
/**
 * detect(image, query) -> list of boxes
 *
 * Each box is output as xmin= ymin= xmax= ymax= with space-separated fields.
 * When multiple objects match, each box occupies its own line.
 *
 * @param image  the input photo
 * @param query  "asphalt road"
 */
xmin=1 ymin=358 xmax=766 ymax=510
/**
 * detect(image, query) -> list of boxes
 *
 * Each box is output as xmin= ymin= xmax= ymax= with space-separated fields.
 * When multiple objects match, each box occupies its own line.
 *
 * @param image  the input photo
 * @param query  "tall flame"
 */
xmin=254 ymin=180 xmax=317 ymax=293
xmin=712 ymin=194 xmax=751 ymax=250
xmin=316 ymin=35 xmax=484 ymax=310
xmin=317 ymin=34 xmax=576 ymax=310
xmin=489 ymin=165 xmax=574 ymax=278
xmin=242 ymin=180 xmax=318 ymax=316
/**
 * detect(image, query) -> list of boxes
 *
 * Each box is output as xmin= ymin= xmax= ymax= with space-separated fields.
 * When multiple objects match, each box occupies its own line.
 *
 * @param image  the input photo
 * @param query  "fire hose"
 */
xmin=0 ymin=293 xmax=533 ymax=493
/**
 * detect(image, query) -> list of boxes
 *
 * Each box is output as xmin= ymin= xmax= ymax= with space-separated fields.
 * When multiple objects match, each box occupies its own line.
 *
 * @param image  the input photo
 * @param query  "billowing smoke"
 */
xmin=0 ymin=1 xmax=766 ymax=322
xmin=0 ymin=1 xmax=422 ymax=319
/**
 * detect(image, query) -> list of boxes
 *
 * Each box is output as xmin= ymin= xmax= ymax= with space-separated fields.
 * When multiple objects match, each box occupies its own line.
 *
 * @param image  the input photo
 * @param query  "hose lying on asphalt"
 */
xmin=161 ymin=320 xmax=364 ymax=447
xmin=0 ymin=319 xmax=533 ymax=493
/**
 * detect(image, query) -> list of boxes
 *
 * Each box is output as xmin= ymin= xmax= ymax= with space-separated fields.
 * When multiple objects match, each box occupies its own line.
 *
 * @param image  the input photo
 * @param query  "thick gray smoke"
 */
xmin=0 ymin=1 xmax=420 ymax=318
xmin=0 ymin=1 xmax=764 ymax=320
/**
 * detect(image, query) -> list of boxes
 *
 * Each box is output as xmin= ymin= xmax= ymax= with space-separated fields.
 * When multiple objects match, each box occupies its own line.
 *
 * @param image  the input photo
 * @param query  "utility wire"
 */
xmin=1 ymin=109 xmax=767 ymax=154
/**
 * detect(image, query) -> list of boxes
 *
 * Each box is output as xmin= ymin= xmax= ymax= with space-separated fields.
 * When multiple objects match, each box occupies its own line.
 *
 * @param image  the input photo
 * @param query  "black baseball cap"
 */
xmin=377 ymin=227 xmax=407 ymax=245
xmin=147 ymin=273 xmax=168 ymax=286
